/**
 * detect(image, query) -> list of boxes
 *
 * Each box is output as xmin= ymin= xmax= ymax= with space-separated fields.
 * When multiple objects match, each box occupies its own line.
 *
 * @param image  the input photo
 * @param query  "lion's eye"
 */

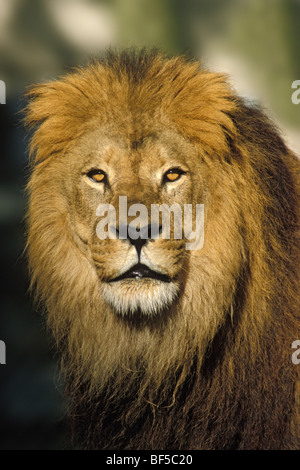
xmin=87 ymin=170 xmax=106 ymax=183
xmin=163 ymin=168 xmax=186 ymax=184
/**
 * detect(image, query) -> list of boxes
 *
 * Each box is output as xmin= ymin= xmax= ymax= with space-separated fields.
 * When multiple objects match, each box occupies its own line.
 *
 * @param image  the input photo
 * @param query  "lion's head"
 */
xmin=25 ymin=50 xmax=299 ymax=449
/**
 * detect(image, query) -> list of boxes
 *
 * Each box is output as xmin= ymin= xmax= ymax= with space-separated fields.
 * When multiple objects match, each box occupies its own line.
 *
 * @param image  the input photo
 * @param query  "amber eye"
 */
xmin=87 ymin=170 xmax=106 ymax=183
xmin=163 ymin=168 xmax=186 ymax=184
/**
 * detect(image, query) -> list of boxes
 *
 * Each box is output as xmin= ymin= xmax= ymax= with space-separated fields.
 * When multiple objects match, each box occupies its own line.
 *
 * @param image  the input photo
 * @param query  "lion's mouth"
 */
xmin=109 ymin=263 xmax=171 ymax=283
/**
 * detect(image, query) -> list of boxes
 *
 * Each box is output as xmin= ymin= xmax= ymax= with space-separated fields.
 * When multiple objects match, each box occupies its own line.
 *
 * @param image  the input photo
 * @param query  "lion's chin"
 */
xmin=100 ymin=279 xmax=179 ymax=316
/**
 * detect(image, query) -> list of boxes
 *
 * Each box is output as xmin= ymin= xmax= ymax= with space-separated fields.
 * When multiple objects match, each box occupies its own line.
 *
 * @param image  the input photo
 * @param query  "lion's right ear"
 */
xmin=23 ymin=78 xmax=95 ymax=164
xmin=24 ymin=83 xmax=65 ymax=164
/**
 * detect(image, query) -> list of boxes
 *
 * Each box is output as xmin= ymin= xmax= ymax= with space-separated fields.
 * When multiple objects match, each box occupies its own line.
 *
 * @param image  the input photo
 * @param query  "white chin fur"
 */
xmin=100 ymin=279 xmax=179 ymax=316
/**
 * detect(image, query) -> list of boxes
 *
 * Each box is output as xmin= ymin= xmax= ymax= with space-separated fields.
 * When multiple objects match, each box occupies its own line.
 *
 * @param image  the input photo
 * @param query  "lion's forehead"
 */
xmin=69 ymin=126 xmax=196 ymax=173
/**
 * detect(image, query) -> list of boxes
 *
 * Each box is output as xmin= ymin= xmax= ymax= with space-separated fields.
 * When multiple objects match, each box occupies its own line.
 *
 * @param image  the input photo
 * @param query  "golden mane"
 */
xmin=25 ymin=49 xmax=299 ymax=450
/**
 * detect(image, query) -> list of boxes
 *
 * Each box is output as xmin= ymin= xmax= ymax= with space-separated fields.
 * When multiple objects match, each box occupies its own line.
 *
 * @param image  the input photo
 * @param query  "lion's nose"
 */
xmin=116 ymin=223 xmax=162 ymax=256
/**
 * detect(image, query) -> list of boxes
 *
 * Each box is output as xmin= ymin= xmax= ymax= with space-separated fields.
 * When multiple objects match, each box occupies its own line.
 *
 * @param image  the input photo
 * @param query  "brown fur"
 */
xmin=24 ymin=49 xmax=299 ymax=449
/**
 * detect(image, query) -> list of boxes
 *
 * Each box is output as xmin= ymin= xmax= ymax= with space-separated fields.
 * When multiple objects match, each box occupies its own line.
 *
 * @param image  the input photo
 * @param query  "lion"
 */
xmin=24 ymin=49 xmax=299 ymax=450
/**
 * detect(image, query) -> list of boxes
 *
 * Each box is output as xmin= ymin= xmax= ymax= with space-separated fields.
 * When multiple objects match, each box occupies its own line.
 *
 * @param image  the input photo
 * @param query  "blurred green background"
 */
xmin=0 ymin=0 xmax=299 ymax=450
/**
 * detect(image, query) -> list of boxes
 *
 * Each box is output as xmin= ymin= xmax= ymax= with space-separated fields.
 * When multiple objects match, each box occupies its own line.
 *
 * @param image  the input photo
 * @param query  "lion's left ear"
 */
xmin=167 ymin=70 xmax=239 ymax=161
xmin=230 ymin=99 xmax=298 ymax=234
xmin=233 ymin=99 xmax=288 ymax=153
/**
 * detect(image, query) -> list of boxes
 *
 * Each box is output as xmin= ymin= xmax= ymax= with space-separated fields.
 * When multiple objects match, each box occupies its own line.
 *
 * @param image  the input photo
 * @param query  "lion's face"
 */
xmin=61 ymin=126 xmax=205 ymax=316
xmin=26 ymin=52 xmax=248 ymax=381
